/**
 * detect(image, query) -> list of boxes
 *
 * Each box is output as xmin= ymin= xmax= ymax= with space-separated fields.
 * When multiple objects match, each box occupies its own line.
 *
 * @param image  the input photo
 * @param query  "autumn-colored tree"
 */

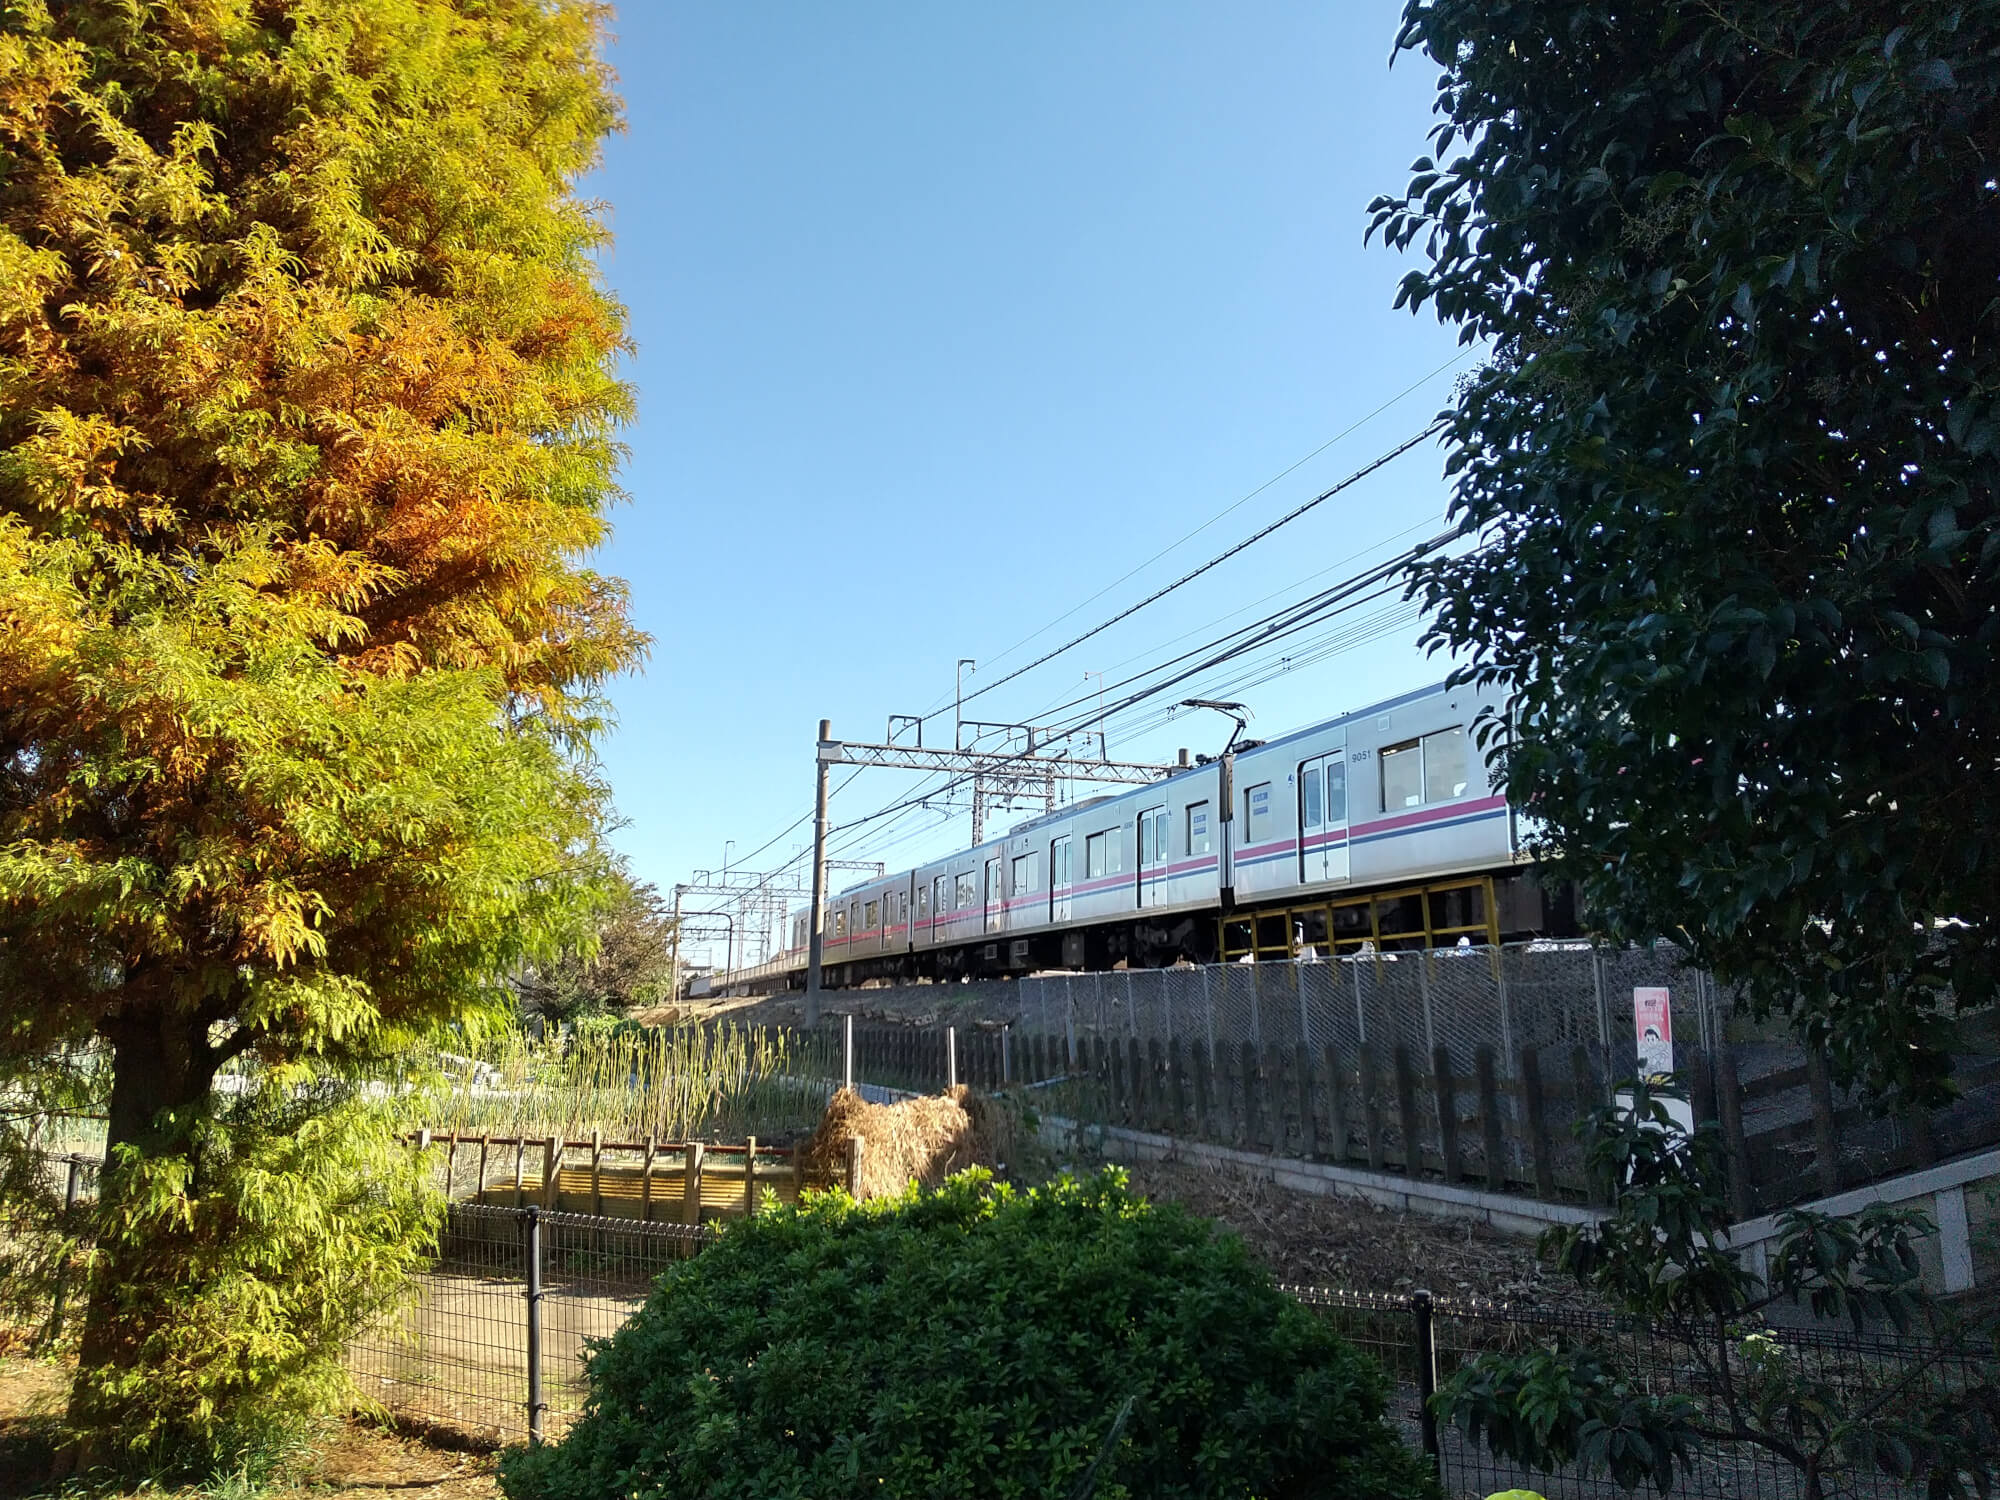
xmin=0 ymin=0 xmax=641 ymax=1463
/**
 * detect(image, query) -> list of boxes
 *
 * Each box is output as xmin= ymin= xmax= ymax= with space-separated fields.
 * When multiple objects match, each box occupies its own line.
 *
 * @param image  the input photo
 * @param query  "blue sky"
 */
xmin=585 ymin=3 xmax=1472 ymax=964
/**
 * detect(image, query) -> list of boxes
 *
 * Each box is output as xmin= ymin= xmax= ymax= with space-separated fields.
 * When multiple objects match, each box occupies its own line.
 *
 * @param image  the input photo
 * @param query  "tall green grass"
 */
xmin=415 ymin=1022 xmax=834 ymax=1144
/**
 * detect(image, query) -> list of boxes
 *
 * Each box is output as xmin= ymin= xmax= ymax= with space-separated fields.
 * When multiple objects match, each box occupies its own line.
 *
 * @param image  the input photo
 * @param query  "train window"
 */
xmin=1012 ymin=852 xmax=1037 ymax=893
xmin=1085 ymin=829 xmax=1122 ymax=879
xmin=1383 ymin=728 xmax=1470 ymax=810
xmin=1300 ymin=763 xmax=1322 ymax=828
xmin=1381 ymin=739 xmax=1424 ymax=809
xmin=864 ymin=899 xmax=878 ymax=930
xmin=1424 ymin=726 xmax=1470 ymax=802
xmin=1186 ymin=801 xmax=1212 ymax=855
xmin=1244 ymin=782 xmax=1272 ymax=840
xmin=1326 ymin=756 xmax=1347 ymax=823
xmin=833 ymin=908 xmax=847 ymax=938
xmin=916 ymin=884 xmax=929 ymax=919
xmin=1137 ymin=807 xmax=1167 ymax=865
xmin=955 ymin=871 xmax=977 ymax=909
xmin=934 ymin=875 xmax=949 ymax=919
xmin=1051 ymin=835 xmax=1072 ymax=888
xmin=983 ymin=858 xmax=1001 ymax=906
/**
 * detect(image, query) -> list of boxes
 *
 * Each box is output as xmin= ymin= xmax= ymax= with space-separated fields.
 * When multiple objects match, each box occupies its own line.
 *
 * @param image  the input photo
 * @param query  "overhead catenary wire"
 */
xmin=923 ymin=423 xmax=1443 ymax=728
xmin=936 ymin=348 xmax=1473 ymax=704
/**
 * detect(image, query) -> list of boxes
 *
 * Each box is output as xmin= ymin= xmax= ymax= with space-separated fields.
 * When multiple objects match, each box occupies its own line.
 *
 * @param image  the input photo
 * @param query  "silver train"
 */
xmin=768 ymin=680 xmax=1572 ymax=988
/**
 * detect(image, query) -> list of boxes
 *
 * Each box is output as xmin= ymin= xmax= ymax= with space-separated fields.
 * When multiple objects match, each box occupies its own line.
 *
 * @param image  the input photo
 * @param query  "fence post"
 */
xmin=1412 ymin=1289 xmax=1442 ymax=1486
xmin=947 ymin=1027 xmax=958 ymax=1091
xmin=1571 ymin=1045 xmax=1607 ymax=1209
xmin=1296 ymin=964 xmax=1311 ymax=1048
xmin=1432 ymin=1045 xmax=1462 ymax=1184
xmin=1295 ymin=1040 xmax=1318 ymax=1159
xmin=843 ymin=1014 xmax=854 ymax=1091
xmin=1475 ymin=1045 xmax=1505 ymax=1192
xmin=1360 ymin=1043 xmax=1386 ymax=1172
xmin=43 ymin=1157 xmax=83 ymax=1348
xmin=1394 ymin=1045 xmax=1422 ymax=1176
xmin=846 ymin=1134 xmax=865 ymax=1199
xmin=1002 ymin=1024 xmax=1011 ymax=1084
xmin=541 ymin=1136 xmax=560 ymax=1211
xmin=744 ymin=1137 xmax=758 ymax=1216
xmin=1805 ymin=1050 xmax=1843 ymax=1198
xmin=1715 ymin=1046 xmax=1755 ymax=1221
xmin=589 ymin=1129 xmax=603 ymax=1217
xmin=682 ymin=1141 xmax=705 ymax=1225
xmin=1324 ymin=1042 xmax=1351 ymax=1164
xmin=641 ymin=1134 xmax=656 ymax=1222
xmin=1521 ymin=1046 xmax=1556 ymax=1200
xmin=521 ymin=1207 xmax=546 ymax=1447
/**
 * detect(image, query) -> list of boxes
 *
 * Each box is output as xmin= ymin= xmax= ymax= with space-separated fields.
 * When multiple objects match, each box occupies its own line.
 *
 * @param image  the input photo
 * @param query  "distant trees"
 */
xmin=0 ymin=0 xmax=640 ymax=1466
xmin=1373 ymin=0 xmax=2000 ymax=1100
xmin=515 ymin=866 xmax=680 ymax=1025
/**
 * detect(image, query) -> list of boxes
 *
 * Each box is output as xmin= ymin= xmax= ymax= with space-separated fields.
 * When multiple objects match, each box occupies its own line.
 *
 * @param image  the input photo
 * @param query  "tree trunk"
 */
xmin=73 ymin=1004 xmax=220 ymax=1386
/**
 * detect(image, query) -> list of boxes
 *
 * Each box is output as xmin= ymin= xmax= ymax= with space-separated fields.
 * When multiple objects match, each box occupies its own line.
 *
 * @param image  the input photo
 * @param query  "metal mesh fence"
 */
xmin=1292 ymin=1287 xmax=1995 ymax=1500
xmin=7 ymin=1169 xmax=1987 ymax=1494
xmin=346 ymin=1203 xmax=709 ymax=1444
xmin=1017 ymin=942 xmax=1721 ymax=1068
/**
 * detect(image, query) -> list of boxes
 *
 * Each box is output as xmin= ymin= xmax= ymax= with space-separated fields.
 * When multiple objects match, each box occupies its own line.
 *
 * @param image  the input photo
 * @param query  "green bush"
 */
xmin=500 ymin=1168 xmax=1439 ymax=1500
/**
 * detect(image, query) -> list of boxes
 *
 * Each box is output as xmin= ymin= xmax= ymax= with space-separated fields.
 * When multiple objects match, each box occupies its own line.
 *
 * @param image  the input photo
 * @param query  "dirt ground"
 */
xmin=0 ymin=1358 xmax=500 ymax=1500
xmin=1119 ymin=1154 xmax=1595 ymax=1307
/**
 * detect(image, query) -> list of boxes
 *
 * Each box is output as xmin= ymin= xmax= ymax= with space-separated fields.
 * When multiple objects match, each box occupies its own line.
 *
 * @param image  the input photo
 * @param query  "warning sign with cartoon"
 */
xmin=1633 ymin=987 xmax=1673 ymax=1080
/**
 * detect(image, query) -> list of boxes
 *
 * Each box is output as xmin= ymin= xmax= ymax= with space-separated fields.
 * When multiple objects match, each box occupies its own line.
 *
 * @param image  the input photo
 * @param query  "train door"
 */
xmin=1051 ymin=836 xmax=1072 ymax=924
xmin=983 ymin=856 xmax=1003 ymax=933
xmin=1137 ymin=805 xmax=1168 ymax=908
xmin=1299 ymin=746 xmax=1351 ymax=886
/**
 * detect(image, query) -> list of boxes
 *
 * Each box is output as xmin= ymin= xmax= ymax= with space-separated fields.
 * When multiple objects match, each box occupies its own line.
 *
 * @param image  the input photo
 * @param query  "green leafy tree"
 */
xmin=1436 ymin=1086 xmax=2000 ymax=1498
xmin=1371 ymin=0 xmax=2000 ymax=1101
xmin=513 ymin=864 xmax=677 ymax=1025
xmin=0 ymin=0 xmax=639 ymax=1464
xmin=501 ymin=1169 xmax=1442 ymax=1500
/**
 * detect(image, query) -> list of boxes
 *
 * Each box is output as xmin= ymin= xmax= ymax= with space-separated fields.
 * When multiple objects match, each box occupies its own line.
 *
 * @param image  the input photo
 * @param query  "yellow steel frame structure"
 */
xmin=1219 ymin=874 xmax=1500 ymax=962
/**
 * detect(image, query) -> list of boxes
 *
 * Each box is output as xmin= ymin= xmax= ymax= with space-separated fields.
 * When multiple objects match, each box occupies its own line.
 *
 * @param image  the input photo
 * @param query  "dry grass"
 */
xmin=0 ymin=1357 xmax=500 ymax=1500
xmin=798 ymin=1086 xmax=1011 ymax=1200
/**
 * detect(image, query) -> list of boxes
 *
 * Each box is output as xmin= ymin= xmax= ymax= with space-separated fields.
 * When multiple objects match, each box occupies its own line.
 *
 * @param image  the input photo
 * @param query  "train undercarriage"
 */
xmin=799 ymin=868 xmax=1576 ymax=991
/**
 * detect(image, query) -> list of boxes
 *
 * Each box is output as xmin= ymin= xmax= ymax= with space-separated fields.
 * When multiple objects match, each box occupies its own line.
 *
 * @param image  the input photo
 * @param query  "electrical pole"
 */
xmin=669 ymin=883 xmax=685 ymax=1003
xmin=805 ymin=717 xmax=832 ymax=1027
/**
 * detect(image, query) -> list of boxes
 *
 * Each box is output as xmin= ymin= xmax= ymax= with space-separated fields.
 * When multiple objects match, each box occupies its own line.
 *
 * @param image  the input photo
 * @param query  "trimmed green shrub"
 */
xmin=500 ymin=1168 xmax=1439 ymax=1500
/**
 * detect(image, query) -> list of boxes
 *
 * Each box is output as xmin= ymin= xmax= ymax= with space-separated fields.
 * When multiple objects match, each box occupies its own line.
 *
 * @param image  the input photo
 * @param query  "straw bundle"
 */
xmin=799 ymin=1086 xmax=1010 ymax=1200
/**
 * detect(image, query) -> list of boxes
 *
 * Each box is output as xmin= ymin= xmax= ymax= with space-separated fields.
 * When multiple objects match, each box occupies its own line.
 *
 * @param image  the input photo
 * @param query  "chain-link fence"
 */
xmin=8 ymin=1164 xmax=1991 ymax=1495
xmin=1016 ymin=942 xmax=1722 ymax=1066
xmin=1293 ymin=1285 xmax=1997 ymax=1500
xmin=345 ymin=1203 xmax=710 ymax=1444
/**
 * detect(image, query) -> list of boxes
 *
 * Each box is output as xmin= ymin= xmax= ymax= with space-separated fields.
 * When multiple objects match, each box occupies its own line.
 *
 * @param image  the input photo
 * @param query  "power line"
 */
xmin=927 ymin=424 xmax=1442 ymax=727
xmin=941 ymin=348 xmax=1472 ymax=701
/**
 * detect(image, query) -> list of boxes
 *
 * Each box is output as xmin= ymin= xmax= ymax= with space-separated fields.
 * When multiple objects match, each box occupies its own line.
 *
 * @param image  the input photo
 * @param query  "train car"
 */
xmin=766 ymin=678 xmax=1570 ymax=989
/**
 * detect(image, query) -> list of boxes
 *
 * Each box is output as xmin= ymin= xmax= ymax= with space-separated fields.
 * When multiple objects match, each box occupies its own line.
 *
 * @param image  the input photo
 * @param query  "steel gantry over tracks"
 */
xmin=803 ymin=721 xmax=1184 ymax=1022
